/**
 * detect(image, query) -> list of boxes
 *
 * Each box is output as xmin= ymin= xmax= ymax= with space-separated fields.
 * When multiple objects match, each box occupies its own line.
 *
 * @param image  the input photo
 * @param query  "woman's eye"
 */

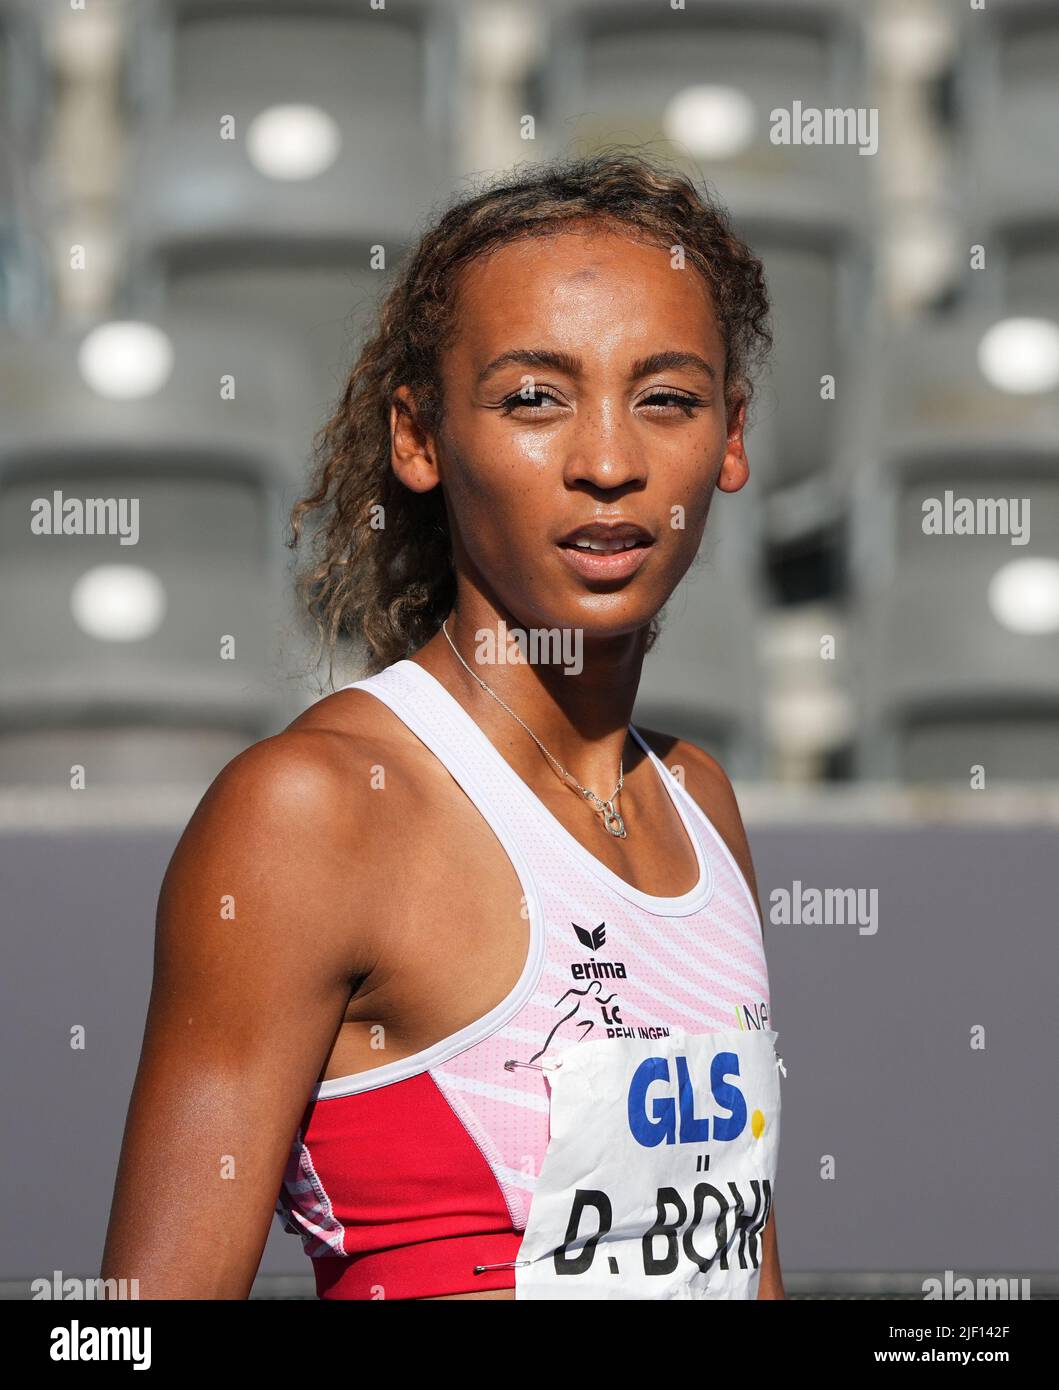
xmin=499 ymin=388 xmax=561 ymax=413
xmin=641 ymin=390 xmax=702 ymax=414
xmin=498 ymin=388 xmax=703 ymax=415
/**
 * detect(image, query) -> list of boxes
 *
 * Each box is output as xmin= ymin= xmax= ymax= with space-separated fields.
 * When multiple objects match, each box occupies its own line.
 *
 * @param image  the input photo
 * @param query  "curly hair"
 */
xmin=289 ymin=150 xmax=772 ymax=679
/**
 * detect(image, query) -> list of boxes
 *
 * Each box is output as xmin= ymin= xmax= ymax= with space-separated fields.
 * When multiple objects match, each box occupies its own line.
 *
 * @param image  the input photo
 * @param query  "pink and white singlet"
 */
xmin=274 ymin=658 xmax=780 ymax=1300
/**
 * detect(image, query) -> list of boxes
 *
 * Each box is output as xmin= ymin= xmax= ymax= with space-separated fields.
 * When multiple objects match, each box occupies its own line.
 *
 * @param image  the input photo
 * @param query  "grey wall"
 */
xmin=1 ymin=818 xmax=1056 ymax=1293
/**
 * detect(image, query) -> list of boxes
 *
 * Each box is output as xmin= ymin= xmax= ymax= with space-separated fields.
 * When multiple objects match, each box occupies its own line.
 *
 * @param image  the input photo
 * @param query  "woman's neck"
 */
xmin=411 ymin=605 xmax=648 ymax=798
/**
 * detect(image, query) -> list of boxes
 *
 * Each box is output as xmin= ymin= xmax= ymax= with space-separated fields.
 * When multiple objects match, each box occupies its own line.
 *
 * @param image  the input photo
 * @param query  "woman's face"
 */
xmin=393 ymin=224 xmax=749 ymax=646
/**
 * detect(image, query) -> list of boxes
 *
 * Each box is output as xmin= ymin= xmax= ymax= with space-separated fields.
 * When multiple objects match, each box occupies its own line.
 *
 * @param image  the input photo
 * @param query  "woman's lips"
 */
xmin=557 ymin=541 xmax=653 ymax=581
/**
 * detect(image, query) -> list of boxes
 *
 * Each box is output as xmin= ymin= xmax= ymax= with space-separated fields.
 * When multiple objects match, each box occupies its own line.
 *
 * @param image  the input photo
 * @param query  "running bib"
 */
xmin=515 ymin=1029 xmax=782 ymax=1300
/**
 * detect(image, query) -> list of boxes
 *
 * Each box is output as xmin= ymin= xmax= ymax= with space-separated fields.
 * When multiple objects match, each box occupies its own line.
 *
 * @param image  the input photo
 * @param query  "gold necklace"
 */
xmin=441 ymin=618 xmax=628 ymax=838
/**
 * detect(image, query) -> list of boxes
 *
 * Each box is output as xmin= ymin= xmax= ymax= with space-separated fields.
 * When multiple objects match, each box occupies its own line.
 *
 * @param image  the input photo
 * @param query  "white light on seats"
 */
xmin=246 ymin=103 xmax=341 ymax=181
xmin=71 ymin=565 xmax=167 ymax=642
xmin=977 ymin=317 xmax=1059 ymax=394
xmin=664 ymin=85 xmax=756 ymax=160
xmin=988 ymin=557 xmax=1059 ymax=635
xmin=78 ymin=321 xmax=174 ymax=401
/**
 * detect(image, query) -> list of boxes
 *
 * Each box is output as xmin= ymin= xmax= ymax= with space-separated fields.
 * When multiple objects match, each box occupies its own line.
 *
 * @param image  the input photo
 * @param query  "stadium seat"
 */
xmin=850 ymin=308 xmax=1059 ymax=783
xmin=955 ymin=0 xmax=1059 ymax=218
xmin=855 ymin=559 xmax=1059 ymax=783
xmin=541 ymin=1 xmax=865 ymax=191
xmin=733 ymin=202 xmax=870 ymax=496
xmin=0 ymin=320 xmax=316 ymax=785
xmin=121 ymin=0 xmax=462 ymax=417
xmin=953 ymin=0 xmax=1059 ymax=319
xmin=0 ymin=0 xmax=49 ymax=160
xmin=0 ymin=0 xmax=51 ymax=326
xmin=848 ymin=313 xmax=1059 ymax=593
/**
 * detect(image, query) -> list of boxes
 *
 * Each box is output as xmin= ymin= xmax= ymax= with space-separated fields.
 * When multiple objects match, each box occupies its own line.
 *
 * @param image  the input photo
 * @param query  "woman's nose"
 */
xmin=561 ymin=401 xmax=648 ymax=491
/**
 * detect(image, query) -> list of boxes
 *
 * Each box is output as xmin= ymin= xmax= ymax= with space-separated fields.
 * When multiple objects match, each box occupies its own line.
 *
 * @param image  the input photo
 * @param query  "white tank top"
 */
xmin=275 ymin=657 xmax=780 ymax=1299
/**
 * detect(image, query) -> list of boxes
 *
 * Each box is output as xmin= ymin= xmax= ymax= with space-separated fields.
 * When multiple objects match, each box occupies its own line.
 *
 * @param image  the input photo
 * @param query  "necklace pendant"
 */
xmin=601 ymin=802 xmax=627 ymax=838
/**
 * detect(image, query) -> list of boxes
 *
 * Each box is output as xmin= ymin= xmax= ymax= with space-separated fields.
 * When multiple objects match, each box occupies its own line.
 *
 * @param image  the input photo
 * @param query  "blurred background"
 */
xmin=1 ymin=0 xmax=1056 ymax=1298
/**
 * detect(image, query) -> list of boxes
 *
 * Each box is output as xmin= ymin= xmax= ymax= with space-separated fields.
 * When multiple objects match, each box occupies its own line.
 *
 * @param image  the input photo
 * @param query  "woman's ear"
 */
xmin=391 ymin=385 xmax=442 ymax=493
xmin=716 ymin=394 xmax=750 ymax=494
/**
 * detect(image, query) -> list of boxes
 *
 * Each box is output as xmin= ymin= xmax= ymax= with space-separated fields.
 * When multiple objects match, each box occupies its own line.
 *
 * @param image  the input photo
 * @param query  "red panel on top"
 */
xmin=298 ymin=1070 xmax=520 ymax=1299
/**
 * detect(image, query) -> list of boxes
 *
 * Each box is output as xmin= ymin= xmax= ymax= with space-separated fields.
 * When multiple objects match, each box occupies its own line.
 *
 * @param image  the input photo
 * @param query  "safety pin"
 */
xmin=503 ymin=1056 xmax=563 ymax=1073
xmin=775 ymin=1054 xmax=787 ymax=1078
xmin=473 ymin=1259 xmax=531 ymax=1273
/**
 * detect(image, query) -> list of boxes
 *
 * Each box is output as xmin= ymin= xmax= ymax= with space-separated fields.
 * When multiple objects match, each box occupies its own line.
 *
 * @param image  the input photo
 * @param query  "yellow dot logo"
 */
xmin=751 ymin=1108 xmax=766 ymax=1139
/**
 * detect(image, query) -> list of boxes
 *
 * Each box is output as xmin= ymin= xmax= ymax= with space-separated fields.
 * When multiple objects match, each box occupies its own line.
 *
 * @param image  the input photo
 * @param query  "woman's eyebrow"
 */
xmin=476 ymin=348 xmax=582 ymax=384
xmin=476 ymin=347 xmax=716 ymax=385
xmin=633 ymin=349 xmax=716 ymax=382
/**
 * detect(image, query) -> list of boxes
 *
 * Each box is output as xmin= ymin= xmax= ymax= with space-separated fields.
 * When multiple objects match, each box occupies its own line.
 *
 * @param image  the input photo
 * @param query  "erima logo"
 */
xmin=573 ymin=921 xmax=606 ymax=951
xmin=570 ymin=921 xmax=627 ymax=981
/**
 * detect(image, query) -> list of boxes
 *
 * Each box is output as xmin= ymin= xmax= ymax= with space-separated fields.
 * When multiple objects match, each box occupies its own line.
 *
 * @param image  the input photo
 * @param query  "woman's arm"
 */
xmin=757 ymin=1208 xmax=786 ymax=1300
xmin=100 ymin=731 xmax=374 ymax=1298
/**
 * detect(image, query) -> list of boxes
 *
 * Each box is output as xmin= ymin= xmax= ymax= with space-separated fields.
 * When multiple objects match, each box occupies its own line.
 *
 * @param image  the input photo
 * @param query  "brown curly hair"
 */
xmin=289 ymin=150 xmax=772 ymax=679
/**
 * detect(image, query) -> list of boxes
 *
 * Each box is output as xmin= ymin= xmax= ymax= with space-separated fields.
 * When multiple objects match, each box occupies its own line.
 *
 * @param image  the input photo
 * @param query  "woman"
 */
xmin=101 ymin=152 xmax=784 ymax=1301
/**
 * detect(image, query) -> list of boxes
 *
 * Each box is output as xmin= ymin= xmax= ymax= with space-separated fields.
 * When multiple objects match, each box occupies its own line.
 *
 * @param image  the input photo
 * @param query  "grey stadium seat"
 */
xmin=955 ymin=0 xmax=1059 ymax=221
xmin=955 ymin=0 xmax=1059 ymax=318
xmin=849 ymin=309 xmax=1059 ymax=782
xmin=732 ymin=201 xmax=870 ymax=497
xmin=0 ymin=0 xmax=51 ymax=326
xmin=121 ymin=0 xmax=462 ymax=419
xmin=855 ymin=559 xmax=1059 ymax=784
xmin=0 ymin=321 xmax=316 ymax=786
xmin=541 ymin=0 xmax=868 ymax=213
xmin=848 ymin=313 xmax=1059 ymax=594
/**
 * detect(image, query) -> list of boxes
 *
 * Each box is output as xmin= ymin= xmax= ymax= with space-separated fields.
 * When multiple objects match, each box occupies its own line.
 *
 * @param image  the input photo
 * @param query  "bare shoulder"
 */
xmin=283 ymin=683 xmax=455 ymax=804
xmin=216 ymin=680 xmax=453 ymax=863
xmin=157 ymin=686 xmax=432 ymax=980
xmin=634 ymin=725 xmax=741 ymax=824
xmin=181 ymin=694 xmax=381 ymax=850
xmin=634 ymin=726 xmax=762 ymax=912
xmin=194 ymin=683 xmax=431 ymax=831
